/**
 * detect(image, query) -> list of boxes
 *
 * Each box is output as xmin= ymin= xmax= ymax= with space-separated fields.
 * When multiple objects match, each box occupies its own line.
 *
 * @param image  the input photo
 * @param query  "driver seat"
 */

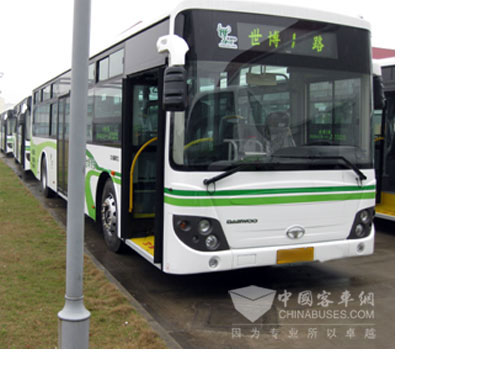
xmin=265 ymin=111 xmax=295 ymax=153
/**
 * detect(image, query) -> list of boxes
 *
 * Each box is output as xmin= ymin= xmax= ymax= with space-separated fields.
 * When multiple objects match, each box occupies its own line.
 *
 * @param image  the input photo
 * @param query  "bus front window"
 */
xmin=171 ymin=10 xmax=372 ymax=172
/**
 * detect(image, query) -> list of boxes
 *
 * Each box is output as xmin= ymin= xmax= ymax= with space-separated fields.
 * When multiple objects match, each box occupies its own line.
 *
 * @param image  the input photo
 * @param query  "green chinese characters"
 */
xmin=248 ymin=28 xmax=263 ymax=46
xmin=268 ymin=30 xmax=280 ymax=48
xmin=312 ymin=35 xmax=325 ymax=52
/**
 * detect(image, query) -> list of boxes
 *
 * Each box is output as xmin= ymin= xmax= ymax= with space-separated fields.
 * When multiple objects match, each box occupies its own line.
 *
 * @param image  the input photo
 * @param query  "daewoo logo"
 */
xmin=226 ymin=219 xmax=258 ymax=224
xmin=286 ymin=225 xmax=305 ymax=239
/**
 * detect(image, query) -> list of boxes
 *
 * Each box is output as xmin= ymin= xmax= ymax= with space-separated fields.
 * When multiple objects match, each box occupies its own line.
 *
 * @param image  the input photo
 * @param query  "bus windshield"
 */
xmin=171 ymin=10 xmax=372 ymax=171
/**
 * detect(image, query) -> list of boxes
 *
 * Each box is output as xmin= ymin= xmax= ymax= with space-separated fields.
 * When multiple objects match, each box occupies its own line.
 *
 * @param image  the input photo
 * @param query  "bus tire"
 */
xmin=100 ymin=179 xmax=124 ymax=253
xmin=41 ymin=157 xmax=54 ymax=198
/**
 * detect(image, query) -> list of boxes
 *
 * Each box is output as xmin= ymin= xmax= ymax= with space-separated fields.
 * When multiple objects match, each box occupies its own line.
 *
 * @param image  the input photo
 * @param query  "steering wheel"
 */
xmin=183 ymin=137 xmax=214 ymax=151
xmin=221 ymin=114 xmax=246 ymax=123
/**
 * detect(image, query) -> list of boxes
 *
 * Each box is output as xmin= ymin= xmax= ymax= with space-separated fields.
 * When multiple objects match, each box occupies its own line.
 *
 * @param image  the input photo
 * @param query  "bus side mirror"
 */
xmin=373 ymin=75 xmax=385 ymax=110
xmin=163 ymin=66 xmax=187 ymax=112
xmin=156 ymin=35 xmax=190 ymax=112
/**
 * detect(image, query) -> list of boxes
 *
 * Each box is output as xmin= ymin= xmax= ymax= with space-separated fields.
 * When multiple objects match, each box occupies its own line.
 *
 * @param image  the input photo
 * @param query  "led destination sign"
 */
xmin=235 ymin=22 xmax=338 ymax=59
xmin=178 ymin=9 xmax=369 ymax=72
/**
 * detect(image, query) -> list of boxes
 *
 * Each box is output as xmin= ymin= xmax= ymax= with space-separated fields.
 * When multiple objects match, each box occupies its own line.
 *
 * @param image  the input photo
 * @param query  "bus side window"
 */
xmin=92 ymin=81 xmax=122 ymax=145
xmin=32 ymin=104 xmax=50 ymax=137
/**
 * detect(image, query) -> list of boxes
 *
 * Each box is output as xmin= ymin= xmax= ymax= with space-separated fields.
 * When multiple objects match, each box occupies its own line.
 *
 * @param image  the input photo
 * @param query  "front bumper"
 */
xmin=164 ymin=226 xmax=375 ymax=274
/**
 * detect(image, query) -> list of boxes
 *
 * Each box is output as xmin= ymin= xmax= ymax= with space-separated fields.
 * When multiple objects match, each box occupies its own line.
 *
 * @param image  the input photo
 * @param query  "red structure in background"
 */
xmin=372 ymin=47 xmax=395 ymax=59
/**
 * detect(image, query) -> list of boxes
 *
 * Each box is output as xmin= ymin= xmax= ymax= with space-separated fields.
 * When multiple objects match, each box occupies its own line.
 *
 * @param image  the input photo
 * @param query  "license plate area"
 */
xmin=277 ymin=247 xmax=314 ymax=264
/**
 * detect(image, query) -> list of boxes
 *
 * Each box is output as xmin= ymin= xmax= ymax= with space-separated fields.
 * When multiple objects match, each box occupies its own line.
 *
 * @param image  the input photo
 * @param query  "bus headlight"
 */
xmin=355 ymin=224 xmax=365 ymax=237
xmin=173 ymin=215 xmax=229 ymax=252
xmin=359 ymin=210 xmax=370 ymax=224
xmin=198 ymin=219 xmax=212 ymax=234
xmin=205 ymin=235 xmax=220 ymax=250
xmin=348 ymin=208 xmax=375 ymax=239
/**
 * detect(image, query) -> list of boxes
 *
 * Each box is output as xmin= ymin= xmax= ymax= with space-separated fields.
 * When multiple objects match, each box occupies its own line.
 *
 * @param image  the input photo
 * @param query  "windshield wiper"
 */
xmin=203 ymin=155 xmax=367 ymax=186
xmin=203 ymin=163 xmax=262 ymax=186
xmin=271 ymin=154 xmax=367 ymax=181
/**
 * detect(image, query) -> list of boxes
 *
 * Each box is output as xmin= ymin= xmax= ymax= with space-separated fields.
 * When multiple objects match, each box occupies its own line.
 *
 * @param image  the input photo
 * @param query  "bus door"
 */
xmin=57 ymin=96 xmax=70 ymax=195
xmin=122 ymin=68 xmax=163 ymax=240
xmin=373 ymin=109 xmax=384 ymax=202
xmin=16 ymin=119 xmax=23 ymax=164
xmin=381 ymin=92 xmax=395 ymax=195
xmin=374 ymin=92 xmax=395 ymax=218
xmin=1 ymin=120 xmax=5 ymax=152
xmin=19 ymin=118 xmax=26 ymax=168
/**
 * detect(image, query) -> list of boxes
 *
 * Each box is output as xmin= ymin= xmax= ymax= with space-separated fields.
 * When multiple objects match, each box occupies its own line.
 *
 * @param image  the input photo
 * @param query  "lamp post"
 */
xmin=57 ymin=0 xmax=91 ymax=348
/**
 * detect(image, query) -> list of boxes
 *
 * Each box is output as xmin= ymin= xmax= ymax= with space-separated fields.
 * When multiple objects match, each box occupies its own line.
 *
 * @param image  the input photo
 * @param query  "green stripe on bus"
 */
xmin=31 ymin=141 xmax=57 ymax=150
xmin=164 ymin=185 xmax=375 ymax=197
xmin=84 ymin=150 xmax=122 ymax=220
xmin=164 ymin=191 xmax=376 ymax=207
xmin=30 ymin=140 xmax=57 ymax=175
xmin=85 ymin=169 xmax=100 ymax=219
xmin=85 ymin=149 xmax=121 ymax=178
xmin=84 ymin=170 xmax=121 ymax=220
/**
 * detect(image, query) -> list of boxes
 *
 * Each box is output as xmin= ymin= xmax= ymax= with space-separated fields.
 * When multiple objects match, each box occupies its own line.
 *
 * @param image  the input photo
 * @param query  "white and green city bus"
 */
xmin=11 ymin=97 xmax=32 ymax=171
xmin=30 ymin=0 xmax=382 ymax=274
xmin=0 ymin=109 xmax=15 ymax=156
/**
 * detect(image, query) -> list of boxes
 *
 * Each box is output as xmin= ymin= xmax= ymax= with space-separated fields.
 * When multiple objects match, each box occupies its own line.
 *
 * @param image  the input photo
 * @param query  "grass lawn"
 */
xmin=0 ymin=158 xmax=166 ymax=348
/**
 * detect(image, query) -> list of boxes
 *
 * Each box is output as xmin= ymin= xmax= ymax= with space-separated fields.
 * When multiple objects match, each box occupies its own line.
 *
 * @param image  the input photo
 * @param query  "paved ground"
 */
xmin=3 ymin=155 xmax=395 ymax=348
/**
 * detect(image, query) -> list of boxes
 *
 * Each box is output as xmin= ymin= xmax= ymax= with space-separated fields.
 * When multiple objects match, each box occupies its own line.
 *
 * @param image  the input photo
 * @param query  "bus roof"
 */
xmin=169 ymin=0 xmax=371 ymax=31
xmin=94 ymin=0 xmax=371 ymax=57
xmin=34 ymin=0 xmax=371 ymax=92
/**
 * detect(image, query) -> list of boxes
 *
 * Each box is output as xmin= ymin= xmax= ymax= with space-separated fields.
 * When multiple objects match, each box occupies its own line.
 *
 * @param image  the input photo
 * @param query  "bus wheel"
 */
xmin=101 ymin=179 xmax=124 ymax=252
xmin=41 ymin=158 xmax=54 ymax=198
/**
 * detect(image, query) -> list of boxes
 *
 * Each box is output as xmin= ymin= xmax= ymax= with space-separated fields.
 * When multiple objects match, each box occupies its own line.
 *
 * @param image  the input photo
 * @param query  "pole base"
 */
xmin=58 ymin=296 xmax=91 ymax=349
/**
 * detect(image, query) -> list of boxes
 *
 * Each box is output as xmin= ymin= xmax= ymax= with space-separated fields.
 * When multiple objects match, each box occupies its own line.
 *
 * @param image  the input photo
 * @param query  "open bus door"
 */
xmin=57 ymin=96 xmax=70 ymax=195
xmin=121 ymin=67 xmax=166 ymax=264
xmin=0 ymin=119 xmax=5 ymax=153
xmin=16 ymin=121 xmax=23 ymax=165
xmin=374 ymin=92 xmax=395 ymax=220
xmin=373 ymin=61 xmax=395 ymax=221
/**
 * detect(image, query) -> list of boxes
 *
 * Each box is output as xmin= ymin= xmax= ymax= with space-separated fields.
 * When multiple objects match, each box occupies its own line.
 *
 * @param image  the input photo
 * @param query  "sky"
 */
xmin=0 ymin=0 xmax=396 ymax=107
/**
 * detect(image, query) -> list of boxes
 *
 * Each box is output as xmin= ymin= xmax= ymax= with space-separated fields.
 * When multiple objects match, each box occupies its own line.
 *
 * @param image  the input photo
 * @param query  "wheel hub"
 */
xmin=101 ymin=194 xmax=117 ymax=235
